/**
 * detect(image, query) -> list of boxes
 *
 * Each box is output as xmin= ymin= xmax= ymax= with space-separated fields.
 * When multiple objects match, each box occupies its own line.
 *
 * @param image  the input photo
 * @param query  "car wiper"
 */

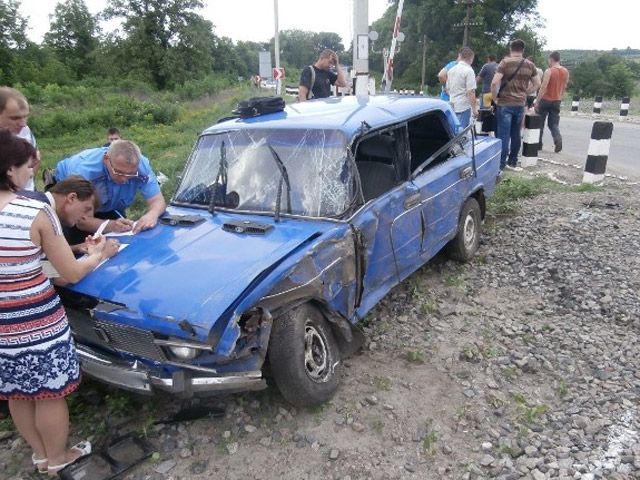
xmin=209 ymin=140 xmax=228 ymax=215
xmin=267 ymin=144 xmax=292 ymax=222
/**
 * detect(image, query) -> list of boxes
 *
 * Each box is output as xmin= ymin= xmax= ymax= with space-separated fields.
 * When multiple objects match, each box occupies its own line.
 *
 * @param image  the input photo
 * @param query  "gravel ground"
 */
xmin=1 ymin=159 xmax=639 ymax=480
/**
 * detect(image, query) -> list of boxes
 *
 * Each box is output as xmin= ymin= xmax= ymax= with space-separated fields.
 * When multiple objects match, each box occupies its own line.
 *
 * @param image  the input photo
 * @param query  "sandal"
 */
xmin=31 ymin=453 xmax=48 ymax=474
xmin=47 ymin=440 xmax=91 ymax=476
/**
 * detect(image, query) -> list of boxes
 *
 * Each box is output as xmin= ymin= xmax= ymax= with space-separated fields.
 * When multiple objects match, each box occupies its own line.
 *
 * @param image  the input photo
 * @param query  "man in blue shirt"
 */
xmin=437 ymin=52 xmax=461 ymax=101
xmin=55 ymin=140 xmax=166 ymax=241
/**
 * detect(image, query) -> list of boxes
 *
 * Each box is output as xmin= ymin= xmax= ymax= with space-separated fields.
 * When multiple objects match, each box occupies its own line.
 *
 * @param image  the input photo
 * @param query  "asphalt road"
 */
xmin=539 ymin=115 xmax=640 ymax=179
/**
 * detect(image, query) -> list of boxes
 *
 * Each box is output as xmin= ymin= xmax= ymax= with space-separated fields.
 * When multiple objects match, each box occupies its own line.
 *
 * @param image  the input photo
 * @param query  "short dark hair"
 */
xmin=0 ymin=128 xmax=37 ymax=191
xmin=549 ymin=51 xmax=560 ymax=62
xmin=49 ymin=174 xmax=100 ymax=208
xmin=488 ymin=54 xmax=497 ymax=62
xmin=459 ymin=47 xmax=474 ymax=61
xmin=107 ymin=127 xmax=121 ymax=136
xmin=510 ymin=39 xmax=525 ymax=52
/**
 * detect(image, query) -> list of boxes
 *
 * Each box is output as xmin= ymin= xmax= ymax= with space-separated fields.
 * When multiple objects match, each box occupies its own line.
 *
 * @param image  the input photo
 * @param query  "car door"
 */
xmin=409 ymin=114 xmax=477 ymax=259
xmin=350 ymin=127 xmax=424 ymax=315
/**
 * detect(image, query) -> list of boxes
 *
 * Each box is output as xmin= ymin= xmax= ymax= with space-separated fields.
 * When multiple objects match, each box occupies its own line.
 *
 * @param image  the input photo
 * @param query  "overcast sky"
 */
xmin=18 ymin=0 xmax=637 ymax=51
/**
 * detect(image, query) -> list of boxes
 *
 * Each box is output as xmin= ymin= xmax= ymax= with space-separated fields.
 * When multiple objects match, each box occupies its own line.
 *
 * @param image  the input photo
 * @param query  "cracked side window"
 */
xmin=173 ymin=128 xmax=353 ymax=217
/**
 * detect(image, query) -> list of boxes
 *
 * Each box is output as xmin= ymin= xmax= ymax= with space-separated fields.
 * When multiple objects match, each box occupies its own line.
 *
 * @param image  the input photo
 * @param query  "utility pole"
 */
xmin=273 ymin=0 xmax=281 ymax=95
xmin=353 ymin=0 xmax=369 ymax=99
xmin=463 ymin=0 xmax=472 ymax=47
xmin=454 ymin=0 xmax=481 ymax=47
xmin=420 ymin=34 xmax=427 ymax=95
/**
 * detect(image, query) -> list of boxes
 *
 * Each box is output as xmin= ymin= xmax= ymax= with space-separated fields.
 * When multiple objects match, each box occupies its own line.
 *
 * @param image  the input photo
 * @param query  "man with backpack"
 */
xmin=298 ymin=49 xmax=347 ymax=102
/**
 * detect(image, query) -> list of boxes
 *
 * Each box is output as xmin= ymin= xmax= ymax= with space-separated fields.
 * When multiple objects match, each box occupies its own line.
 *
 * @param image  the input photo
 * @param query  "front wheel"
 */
xmin=268 ymin=304 xmax=341 ymax=408
xmin=445 ymin=197 xmax=481 ymax=262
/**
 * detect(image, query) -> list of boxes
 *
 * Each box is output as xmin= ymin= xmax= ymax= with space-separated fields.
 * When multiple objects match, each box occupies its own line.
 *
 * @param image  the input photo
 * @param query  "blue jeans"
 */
xmin=456 ymin=109 xmax=471 ymax=130
xmin=537 ymin=99 xmax=562 ymax=145
xmin=496 ymin=105 xmax=525 ymax=168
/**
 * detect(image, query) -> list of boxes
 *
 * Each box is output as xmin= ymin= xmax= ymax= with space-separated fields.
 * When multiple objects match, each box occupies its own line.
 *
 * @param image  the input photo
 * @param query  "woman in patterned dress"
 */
xmin=0 ymin=129 xmax=119 ymax=475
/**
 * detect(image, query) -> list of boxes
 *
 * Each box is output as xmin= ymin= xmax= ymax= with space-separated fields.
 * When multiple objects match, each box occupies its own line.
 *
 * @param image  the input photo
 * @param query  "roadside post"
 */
xmin=593 ymin=95 xmax=602 ymax=115
xmin=619 ymin=97 xmax=630 ymax=119
xmin=571 ymin=95 xmax=580 ymax=115
xmin=582 ymin=121 xmax=614 ymax=184
xmin=353 ymin=0 xmax=369 ymax=100
xmin=521 ymin=114 xmax=541 ymax=167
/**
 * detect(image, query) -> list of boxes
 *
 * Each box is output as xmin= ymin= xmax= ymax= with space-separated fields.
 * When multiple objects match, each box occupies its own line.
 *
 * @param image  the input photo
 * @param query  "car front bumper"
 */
xmin=76 ymin=344 xmax=266 ymax=396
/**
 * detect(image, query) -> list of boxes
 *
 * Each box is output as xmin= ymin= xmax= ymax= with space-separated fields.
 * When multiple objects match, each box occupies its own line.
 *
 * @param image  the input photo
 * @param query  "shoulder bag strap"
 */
xmin=497 ymin=58 xmax=525 ymax=98
xmin=307 ymin=65 xmax=316 ymax=99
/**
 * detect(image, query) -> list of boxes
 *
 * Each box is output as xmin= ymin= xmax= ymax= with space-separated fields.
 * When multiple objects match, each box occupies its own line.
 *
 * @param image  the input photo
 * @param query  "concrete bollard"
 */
xmin=593 ymin=95 xmax=603 ymax=115
xmin=521 ymin=114 xmax=541 ymax=167
xmin=571 ymin=95 xmax=580 ymax=116
xmin=582 ymin=121 xmax=614 ymax=184
xmin=619 ymin=97 xmax=630 ymax=119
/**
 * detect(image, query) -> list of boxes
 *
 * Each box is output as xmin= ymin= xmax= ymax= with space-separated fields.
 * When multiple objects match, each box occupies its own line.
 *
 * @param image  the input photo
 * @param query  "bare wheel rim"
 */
xmin=462 ymin=212 xmax=477 ymax=250
xmin=304 ymin=320 xmax=329 ymax=382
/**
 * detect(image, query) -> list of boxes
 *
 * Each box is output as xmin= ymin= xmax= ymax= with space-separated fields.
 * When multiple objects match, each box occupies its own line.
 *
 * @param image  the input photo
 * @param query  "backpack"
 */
xmin=232 ymin=96 xmax=286 ymax=118
xmin=306 ymin=65 xmax=316 ymax=100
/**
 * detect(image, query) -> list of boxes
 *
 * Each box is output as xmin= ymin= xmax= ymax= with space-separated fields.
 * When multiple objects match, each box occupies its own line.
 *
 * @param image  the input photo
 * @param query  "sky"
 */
xmin=17 ymin=0 xmax=637 ymax=51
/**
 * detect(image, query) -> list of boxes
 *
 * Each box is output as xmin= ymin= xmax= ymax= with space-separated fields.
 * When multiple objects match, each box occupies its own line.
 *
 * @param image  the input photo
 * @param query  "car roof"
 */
xmin=204 ymin=95 xmax=460 ymax=141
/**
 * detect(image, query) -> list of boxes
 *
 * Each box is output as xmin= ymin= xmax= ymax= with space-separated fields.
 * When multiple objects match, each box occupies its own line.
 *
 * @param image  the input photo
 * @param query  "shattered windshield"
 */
xmin=173 ymin=129 xmax=354 ymax=217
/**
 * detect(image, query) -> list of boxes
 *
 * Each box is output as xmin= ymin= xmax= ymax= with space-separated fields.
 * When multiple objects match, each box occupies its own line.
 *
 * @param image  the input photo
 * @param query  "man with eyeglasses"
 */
xmin=54 ymin=140 xmax=166 ymax=244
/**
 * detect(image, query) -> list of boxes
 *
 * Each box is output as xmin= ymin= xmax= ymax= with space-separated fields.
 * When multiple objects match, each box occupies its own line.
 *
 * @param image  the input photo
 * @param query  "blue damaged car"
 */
xmin=59 ymin=95 xmax=501 ymax=408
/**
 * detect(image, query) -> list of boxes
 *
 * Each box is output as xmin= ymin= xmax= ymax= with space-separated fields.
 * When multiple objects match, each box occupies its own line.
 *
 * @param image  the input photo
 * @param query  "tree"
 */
xmin=314 ymin=32 xmax=344 ymax=55
xmin=569 ymin=59 xmax=606 ymax=98
xmin=606 ymin=63 xmax=635 ymax=98
xmin=0 ymin=0 xmax=29 ymax=84
xmin=103 ymin=0 xmax=214 ymax=89
xmin=369 ymin=0 xmax=540 ymax=88
xmin=44 ymin=0 xmax=99 ymax=79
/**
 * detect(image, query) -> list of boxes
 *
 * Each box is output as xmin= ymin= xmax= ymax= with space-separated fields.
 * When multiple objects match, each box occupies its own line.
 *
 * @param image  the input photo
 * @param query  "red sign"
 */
xmin=273 ymin=67 xmax=285 ymax=80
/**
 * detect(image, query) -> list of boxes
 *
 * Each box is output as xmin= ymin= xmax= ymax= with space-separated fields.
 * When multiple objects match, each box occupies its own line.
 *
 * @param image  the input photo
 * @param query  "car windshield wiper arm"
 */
xmin=209 ymin=140 xmax=228 ymax=215
xmin=267 ymin=144 xmax=292 ymax=222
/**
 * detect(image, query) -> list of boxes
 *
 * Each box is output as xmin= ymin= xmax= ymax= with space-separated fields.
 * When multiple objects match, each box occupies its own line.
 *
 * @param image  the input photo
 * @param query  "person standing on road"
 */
xmin=298 ymin=49 xmax=347 ymax=101
xmin=534 ymin=51 xmax=570 ymax=153
xmin=446 ymin=47 xmax=478 ymax=129
xmin=490 ymin=39 xmax=541 ymax=169
xmin=476 ymin=54 xmax=497 ymax=109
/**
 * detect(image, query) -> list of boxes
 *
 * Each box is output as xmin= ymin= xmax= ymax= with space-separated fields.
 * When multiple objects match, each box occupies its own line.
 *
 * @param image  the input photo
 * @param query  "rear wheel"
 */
xmin=445 ymin=197 xmax=481 ymax=262
xmin=268 ymin=303 xmax=341 ymax=408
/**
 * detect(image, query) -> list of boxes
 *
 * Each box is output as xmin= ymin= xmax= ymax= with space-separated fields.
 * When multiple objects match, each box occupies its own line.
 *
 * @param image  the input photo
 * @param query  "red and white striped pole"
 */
xmin=382 ymin=0 xmax=404 ymax=94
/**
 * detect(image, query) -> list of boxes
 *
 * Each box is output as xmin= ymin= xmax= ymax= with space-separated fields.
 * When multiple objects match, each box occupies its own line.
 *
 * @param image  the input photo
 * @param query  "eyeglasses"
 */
xmin=107 ymin=157 xmax=139 ymax=179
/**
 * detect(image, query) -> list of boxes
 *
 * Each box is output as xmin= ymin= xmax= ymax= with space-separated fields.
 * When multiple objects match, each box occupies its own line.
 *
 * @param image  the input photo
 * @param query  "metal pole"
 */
xmin=420 ymin=34 xmax=427 ymax=95
xmin=353 ymin=0 xmax=369 ymax=99
xmin=383 ymin=0 xmax=405 ymax=94
xmin=463 ymin=0 xmax=471 ymax=47
xmin=274 ymin=0 xmax=281 ymax=95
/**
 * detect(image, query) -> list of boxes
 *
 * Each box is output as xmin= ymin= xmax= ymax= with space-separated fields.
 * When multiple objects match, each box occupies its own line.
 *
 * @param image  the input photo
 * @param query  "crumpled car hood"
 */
xmin=66 ymin=208 xmax=331 ymax=331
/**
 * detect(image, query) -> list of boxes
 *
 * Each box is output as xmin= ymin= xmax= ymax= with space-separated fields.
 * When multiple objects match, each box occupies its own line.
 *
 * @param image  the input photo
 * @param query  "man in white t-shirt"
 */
xmin=446 ymin=47 xmax=478 ymax=129
xmin=0 ymin=87 xmax=40 ymax=191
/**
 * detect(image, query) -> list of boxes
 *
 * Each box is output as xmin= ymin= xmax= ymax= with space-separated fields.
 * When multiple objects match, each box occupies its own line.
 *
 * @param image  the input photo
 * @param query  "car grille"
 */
xmin=66 ymin=308 xmax=167 ymax=363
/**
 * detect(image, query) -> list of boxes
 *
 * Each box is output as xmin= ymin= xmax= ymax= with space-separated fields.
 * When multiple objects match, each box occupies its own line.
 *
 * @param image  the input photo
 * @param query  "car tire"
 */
xmin=268 ymin=303 xmax=341 ymax=408
xmin=445 ymin=197 xmax=481 ymax=262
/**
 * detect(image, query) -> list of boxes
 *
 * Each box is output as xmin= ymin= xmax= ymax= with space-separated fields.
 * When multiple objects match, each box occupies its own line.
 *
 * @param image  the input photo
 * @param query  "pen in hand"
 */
xmin=92 ymin=220 xmax=110 ymax=239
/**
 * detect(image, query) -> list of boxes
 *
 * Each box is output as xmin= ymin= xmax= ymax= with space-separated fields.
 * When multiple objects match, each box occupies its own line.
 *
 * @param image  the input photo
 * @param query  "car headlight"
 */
xmin=167 ymin=345 xmax=200 ymax=360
